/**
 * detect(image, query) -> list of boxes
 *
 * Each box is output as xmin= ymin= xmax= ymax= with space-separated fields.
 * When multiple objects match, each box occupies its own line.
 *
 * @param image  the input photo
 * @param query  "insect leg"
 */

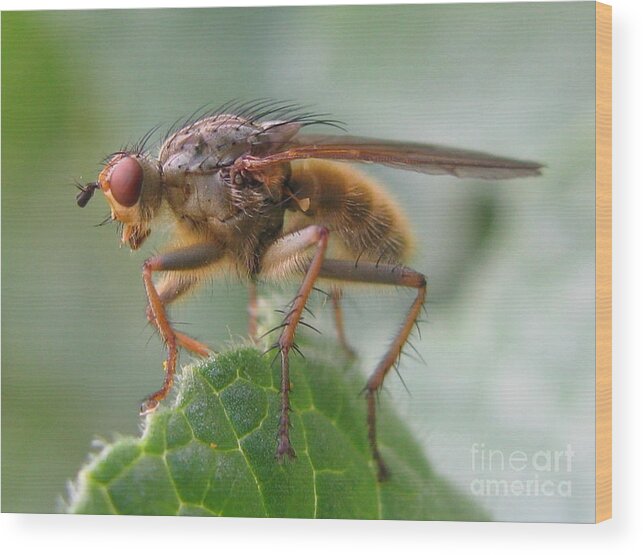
xmin=140 ymin=243 xmax=223 ymax=415
xmin=318 ymin=259 xmax=427 ymax=481
xmin=247 ymin=280 xmax=259 ymax=341
xmin=260 ymin=225 xmax=330 ymax=459
xmin=330 ymin=286 xmax=356 ymax=358
xmin=145 ymin=274 xmax=211 ymax=356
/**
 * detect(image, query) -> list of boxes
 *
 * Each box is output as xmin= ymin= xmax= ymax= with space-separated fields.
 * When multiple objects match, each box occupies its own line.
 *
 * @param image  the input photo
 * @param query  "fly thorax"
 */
xmin=166 ymin=171 xmax=237 ymax=224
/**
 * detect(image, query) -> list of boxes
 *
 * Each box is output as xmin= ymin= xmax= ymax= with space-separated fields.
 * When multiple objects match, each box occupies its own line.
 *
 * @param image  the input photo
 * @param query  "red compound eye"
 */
xmin=110 ymin=156 xmax=143 ymax=207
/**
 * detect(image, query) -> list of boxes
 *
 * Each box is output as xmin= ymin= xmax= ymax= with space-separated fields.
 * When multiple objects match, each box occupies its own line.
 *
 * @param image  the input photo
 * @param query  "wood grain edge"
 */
xmin=595 ymin=0 xmax=612 ymax=524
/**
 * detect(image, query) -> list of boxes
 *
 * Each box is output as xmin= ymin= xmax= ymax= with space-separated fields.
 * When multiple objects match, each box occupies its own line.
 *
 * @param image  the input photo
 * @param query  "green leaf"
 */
xmin=67 ymin=344 xmax=487 ymax=519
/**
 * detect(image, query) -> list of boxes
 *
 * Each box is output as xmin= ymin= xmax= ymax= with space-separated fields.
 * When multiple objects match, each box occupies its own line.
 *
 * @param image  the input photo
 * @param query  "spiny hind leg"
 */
xmin=260 ymin=225 xmax=330 ymax=459
xmin=318 ymin=259 xmax=427 ymax=481
xmin=141 ymin=243 xmax=223 ymax=414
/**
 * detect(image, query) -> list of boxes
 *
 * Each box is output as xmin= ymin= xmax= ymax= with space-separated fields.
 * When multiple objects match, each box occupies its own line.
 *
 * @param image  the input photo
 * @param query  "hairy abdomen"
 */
xmin=284 ymin=160 xmax=414 ymax=264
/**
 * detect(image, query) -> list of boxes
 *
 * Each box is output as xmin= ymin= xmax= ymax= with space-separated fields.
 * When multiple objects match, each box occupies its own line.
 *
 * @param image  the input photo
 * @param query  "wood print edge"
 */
xmin=595 ymin=0 xmax=612 ymax=524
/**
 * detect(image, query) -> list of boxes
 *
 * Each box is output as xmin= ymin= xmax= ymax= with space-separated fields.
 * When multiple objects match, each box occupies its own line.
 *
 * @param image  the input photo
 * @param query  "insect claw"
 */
xmin=375 ymin=460 xmax=391 ymax=482
xmin=139 ymin=397 xmax=159 ymax=415
xmin=275 ymin=441 xmax=296 ymax=461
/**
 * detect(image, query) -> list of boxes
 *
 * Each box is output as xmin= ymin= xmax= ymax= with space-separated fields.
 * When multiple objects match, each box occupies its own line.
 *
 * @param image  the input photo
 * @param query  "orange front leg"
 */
xmin=140 ymin=243 xmax=223 ymax=414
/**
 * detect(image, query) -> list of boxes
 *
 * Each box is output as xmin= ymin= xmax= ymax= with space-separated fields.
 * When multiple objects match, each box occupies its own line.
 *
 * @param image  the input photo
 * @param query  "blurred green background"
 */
xmin=2 ymin=3 xmax=596 ymax=521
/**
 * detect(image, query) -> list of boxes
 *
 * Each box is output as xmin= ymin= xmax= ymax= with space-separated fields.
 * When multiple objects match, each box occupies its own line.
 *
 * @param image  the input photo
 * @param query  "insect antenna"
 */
xmin=75 ymin=181 xmax=100 ymax=208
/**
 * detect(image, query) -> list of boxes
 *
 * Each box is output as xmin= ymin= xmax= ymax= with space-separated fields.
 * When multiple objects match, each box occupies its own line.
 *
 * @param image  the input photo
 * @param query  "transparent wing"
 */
xmin=246 ymin=133 xmax=543 ymax=179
